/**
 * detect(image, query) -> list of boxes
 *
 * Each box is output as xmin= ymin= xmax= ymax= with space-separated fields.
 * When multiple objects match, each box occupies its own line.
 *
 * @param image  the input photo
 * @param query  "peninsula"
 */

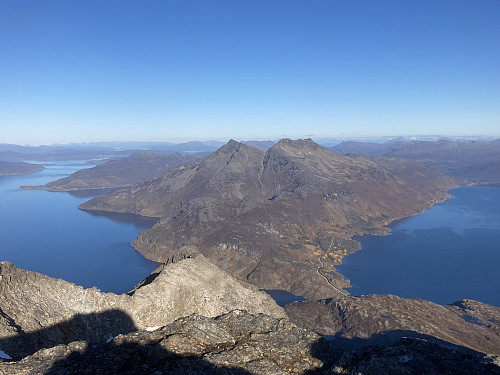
xmin=0 ymin=161 xmax=44 ymax=176
xmin=80 ymin=139 xmax=456 ymax=299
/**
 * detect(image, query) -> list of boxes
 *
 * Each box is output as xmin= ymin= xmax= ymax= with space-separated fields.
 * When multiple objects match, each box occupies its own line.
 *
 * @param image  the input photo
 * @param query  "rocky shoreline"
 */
xmin=324 ymin=189 xmax=455 ymax=294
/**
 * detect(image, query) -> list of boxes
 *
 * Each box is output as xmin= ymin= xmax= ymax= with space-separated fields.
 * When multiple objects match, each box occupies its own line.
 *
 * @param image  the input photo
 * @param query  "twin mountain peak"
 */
xmin=79 ymin=138 xmax=455 ymax=300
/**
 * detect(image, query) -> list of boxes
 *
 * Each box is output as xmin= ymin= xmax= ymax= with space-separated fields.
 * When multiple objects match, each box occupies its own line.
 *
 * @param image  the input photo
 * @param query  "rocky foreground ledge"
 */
xmin=1 ymin=310 xmax=499 ymax=375
xmin=0 ymin=250 xmax=499 ymax=374
xmin=0 ymin=248 xmax=284 ymax=360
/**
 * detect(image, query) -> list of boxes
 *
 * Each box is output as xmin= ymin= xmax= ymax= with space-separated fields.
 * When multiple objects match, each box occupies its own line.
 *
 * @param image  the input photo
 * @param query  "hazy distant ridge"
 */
xmin=333 ymin=139 xmax=500 ymax=185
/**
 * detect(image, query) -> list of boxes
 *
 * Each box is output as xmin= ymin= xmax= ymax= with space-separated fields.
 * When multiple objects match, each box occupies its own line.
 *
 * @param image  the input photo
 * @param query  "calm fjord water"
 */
xmin=0 ymin=161 xmax=159 ymax=294
xmin=2 ymin=164 xmax=499 ymax=306
xmin=337 ymin=186 xmax=500 ymax=307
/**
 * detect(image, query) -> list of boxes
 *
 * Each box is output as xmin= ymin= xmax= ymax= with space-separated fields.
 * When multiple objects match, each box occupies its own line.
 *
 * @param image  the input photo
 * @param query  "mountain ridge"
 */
xmin=80 ymin=139 xmax=455 ymax=299
xmin=333 ymin=139 xmax=500 ymax=185
xmin=21 ymin=151 xmax=198 ymax=192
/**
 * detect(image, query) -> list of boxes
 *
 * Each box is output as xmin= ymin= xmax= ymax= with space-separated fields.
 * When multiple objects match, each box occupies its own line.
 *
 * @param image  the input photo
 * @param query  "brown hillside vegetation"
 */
xmin=81 ymin=139 xmax=455 ymax=299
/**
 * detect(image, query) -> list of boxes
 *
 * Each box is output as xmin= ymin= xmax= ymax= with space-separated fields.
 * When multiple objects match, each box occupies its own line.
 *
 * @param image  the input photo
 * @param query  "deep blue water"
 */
xmin=337 ymin=186 xmax=500 ymax=307
xmin=0 ymin=161 xmax=159 ymax=294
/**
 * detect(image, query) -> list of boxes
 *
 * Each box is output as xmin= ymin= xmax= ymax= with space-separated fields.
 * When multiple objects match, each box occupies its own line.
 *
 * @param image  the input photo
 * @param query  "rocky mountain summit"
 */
xmin=0 ymin=249 xmax=284 ymax=360
xmin=80 ymin=139 xmax=455 ymax=299
xmin=21 ymin=151 xmax=197 ymax=191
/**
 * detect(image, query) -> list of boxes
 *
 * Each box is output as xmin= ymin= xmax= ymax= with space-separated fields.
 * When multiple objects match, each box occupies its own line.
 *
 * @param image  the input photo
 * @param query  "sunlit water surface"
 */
xmin=0 ymin=161 xmax=159 ymax=294
xmin=337 ymin=186 xmax=500 ymax=306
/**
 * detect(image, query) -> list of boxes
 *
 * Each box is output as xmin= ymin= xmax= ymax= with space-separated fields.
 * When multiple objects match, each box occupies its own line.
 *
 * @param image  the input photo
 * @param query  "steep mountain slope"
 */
xmin=0 ymin=161 xmax=44 ymax=176
xmin=24 ymin=151 xmax=197 ymax=191
xmin=80 ymin=139 xmax=455 ymax=299
xmin=0 ymin=249 xmax=284 ymax=359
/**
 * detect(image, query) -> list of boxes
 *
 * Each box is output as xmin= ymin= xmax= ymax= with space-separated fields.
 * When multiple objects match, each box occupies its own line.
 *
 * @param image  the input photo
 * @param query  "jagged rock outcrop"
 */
xmin=0 ymin=310 xmax=330 ymax=375
xmin=284 ymin=294 xmax=500 ymax=356
xmin=0 ymin=249 xmax=285 ymax=359
xmin=21 ymin=151 xmax=197 ymax=191
xmin=1 ymin=311 xmax=499 ymax=375
xmin=80 ymin=139 xmax=455 ymax=299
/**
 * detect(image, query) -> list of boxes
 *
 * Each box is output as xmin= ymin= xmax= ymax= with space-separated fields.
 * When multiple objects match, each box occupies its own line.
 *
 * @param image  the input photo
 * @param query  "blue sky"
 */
xmin=1 ymin=0 xmax=499 ymax=145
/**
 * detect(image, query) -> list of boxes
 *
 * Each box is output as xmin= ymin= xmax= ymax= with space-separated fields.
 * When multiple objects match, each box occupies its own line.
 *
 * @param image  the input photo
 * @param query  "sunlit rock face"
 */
xmin=0 ymin=248 xmax=285 ymax=359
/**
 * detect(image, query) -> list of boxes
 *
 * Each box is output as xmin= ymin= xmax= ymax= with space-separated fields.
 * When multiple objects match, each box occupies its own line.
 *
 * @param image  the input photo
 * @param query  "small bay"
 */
xmin=337 ymin=186 xmax=500 ymax=307
xmin=0 ymin=161 xmax=159 ymax=294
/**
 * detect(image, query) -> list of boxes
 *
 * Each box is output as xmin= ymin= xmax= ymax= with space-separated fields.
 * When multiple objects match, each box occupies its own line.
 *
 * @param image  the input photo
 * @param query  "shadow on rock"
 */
xmin=43 ymin=341 xmax=255 ymax=375
xmin=0 ymin=310 xmax=332 ymax=375
xmin=0 ymin=309 xmax=137 ymax=360
xmin=325 ymin=329 xmax=485 ymax=354
xmin=3 ymin=310 xmax=498 ymax=374
xmin=325 ymin=336 xmax=500 ymax=375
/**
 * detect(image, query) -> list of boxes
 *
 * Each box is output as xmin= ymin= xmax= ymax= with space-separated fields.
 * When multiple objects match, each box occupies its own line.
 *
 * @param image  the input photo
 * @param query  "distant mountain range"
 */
xmin=0 ymin=141 xmax=227 ymax=162
xmin=333 ymin=139 xmax=500 ymax=186
xmin=6 ymin=136 xmax=497 ymax=161
xmin=80 ymin=139 xmax=455 ymax=299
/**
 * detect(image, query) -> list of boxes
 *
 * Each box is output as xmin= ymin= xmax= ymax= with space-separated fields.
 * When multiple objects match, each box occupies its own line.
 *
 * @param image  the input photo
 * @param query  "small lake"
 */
xmin=337 ymin=186 xmax=500 ymax=307
xmin=0 ymin=161 xmax=159 ymax=294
